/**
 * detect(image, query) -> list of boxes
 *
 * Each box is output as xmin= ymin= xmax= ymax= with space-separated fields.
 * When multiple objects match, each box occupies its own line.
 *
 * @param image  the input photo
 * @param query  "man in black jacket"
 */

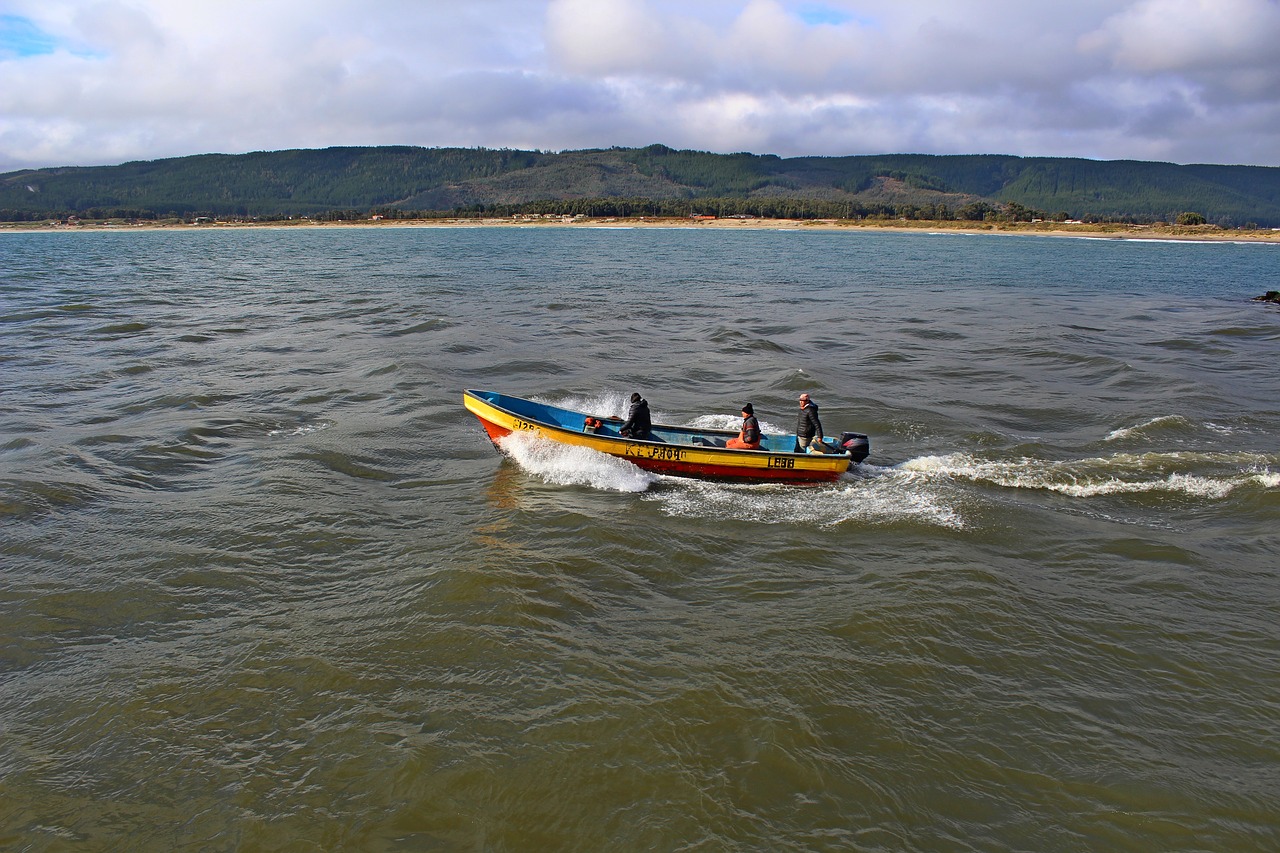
xmin=620 ymin=392 xmax=651 ymax=439
xmin=794 ymin=392 xmax=826 ymax=452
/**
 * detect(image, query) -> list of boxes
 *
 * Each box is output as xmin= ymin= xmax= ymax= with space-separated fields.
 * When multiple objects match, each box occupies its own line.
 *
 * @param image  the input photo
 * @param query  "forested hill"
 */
xmin=3 ymin=144 xmax=1280 ymax=226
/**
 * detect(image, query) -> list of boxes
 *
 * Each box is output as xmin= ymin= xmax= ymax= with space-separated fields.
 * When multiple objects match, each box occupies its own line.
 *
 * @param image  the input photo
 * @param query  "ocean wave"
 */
xmin=89 ymin=321 xmax=151 ymax=336
xmin=294 ymin=448 xmax=398 ymax=482
xmin=901 ymin=452 xmax=1277 ymax=499
xmin=1253 ymin=470 xmax=1280 ymax=489
xmin=268 ymin=419 xmax=334 ymax=438
xmin=384 ymin=318 xmax=452 ymax=337
xmin=2 ymin=437 xmax=39 ymax=453
xmin=1104 ymin=415 xmax=1191 ymax=441
xmin=0 ymin=477 xmax=102 ymax=518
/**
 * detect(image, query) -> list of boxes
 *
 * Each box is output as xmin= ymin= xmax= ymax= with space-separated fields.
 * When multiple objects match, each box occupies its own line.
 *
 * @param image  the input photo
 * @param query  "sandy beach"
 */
xmin=4 ymin=215 xmax=1280 ymax=243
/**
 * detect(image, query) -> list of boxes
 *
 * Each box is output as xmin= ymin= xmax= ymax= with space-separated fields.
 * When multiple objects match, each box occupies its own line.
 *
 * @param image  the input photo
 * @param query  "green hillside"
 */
xmin=3 ymin=144 xmax=1280 ymax=226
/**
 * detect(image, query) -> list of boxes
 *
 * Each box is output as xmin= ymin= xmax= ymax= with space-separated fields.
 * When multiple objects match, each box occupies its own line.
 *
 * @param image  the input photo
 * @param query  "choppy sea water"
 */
xmin=1 ymin=226 xmax=1277 ymax=851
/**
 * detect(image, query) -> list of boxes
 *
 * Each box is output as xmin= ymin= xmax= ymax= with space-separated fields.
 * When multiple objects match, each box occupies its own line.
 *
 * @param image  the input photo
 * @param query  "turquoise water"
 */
xmin=2 ymin=226 xmax=1278 ymax=850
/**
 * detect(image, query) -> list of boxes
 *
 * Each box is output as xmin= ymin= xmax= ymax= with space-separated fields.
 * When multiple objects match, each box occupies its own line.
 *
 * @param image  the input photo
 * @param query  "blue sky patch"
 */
xmin=796 ymin=5 xmax=856 ymax=27
xmin=0 ymin=14 xmax=58 ymax=57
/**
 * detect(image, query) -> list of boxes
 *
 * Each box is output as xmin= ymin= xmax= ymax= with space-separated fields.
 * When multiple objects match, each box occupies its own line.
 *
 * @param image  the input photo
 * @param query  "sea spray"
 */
xmin=649 ymin=464 xmax=966 ymax=530
xmin=498 ymin=432 xmax=657 ymax=492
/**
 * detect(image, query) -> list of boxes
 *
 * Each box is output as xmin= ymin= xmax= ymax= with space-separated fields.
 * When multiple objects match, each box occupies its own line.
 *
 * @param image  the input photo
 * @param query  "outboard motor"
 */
xmin=837 ymin=431 xmax=870 ymax=464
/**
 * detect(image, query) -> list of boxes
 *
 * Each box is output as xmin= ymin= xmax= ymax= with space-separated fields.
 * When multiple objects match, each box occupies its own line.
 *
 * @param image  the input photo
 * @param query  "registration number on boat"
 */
xmin=513 ymin=418 xmax=538 ymax=431
xmin=626 ymin=444 xmax=684 ymax=462
xmin=767 ymin=456 xmax=795 ymax=469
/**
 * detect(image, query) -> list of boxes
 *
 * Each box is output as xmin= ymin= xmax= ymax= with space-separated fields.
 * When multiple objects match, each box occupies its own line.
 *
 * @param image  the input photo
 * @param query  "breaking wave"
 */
xmin=268 ymin=419 xmax=334 ymax=438
xmin=901 ymin=451 xmax=1278 ymax=498
xmin=1104 ymin=415 xmax=1192 ymax=441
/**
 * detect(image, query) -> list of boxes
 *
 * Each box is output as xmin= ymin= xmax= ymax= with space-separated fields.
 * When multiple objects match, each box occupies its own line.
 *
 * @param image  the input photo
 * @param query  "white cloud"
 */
xmin=1082 ymin=0 xmax=1280 ymax=74
xmin=546 ymin=0 xmax=670 ymax=74
xmin=1 ymin=0 xmax=1279 ymax=171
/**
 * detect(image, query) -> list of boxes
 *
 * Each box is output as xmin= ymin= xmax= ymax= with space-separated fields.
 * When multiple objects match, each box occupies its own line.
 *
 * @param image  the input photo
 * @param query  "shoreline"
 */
xmin=4 ymin=216 xmax=1280 ymax=243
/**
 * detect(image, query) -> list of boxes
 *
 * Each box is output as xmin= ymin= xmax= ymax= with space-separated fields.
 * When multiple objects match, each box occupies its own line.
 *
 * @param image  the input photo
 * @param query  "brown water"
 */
xmin=2 ymin=227 xmax=1277 ymax=850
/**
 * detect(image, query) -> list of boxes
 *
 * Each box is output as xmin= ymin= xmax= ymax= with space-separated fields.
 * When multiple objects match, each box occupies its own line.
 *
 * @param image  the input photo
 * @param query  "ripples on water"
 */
xmin=1 ymin=227 xmax=1278 ymax=850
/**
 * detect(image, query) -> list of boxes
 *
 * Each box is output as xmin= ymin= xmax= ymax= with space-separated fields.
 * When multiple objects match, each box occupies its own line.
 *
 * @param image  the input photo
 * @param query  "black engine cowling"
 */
xmin=836 ymin=431 xmax=870 ymax=463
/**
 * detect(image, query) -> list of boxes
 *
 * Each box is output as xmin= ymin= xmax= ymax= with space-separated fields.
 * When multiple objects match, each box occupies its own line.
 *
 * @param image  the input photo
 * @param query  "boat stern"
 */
xmin=835 ymin=431 xmax=871 ymax=464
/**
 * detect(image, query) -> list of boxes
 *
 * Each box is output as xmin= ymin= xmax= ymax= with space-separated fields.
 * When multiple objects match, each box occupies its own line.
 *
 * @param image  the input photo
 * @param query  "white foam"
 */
xmin=543 ymin=393 xmax=774 ymax=432
xmin=536 ymin=390 xmax=688 ymax=427
xmin=899 ymin=451 xmax=1277 ymax=499
xmin=498 ymin=432 xmax=656 ymax=492
xmin=650 ymin=467 xmax=967 ymax=530
xmin=496 ymin=433 xmax=1277 ymax=523
xmin=268 ymin=419 xmax=333 ymax=437
xmin=494 ymin=428 xmax=966 ymax=527
xmin=686 ymin=413 xmax=741 ymax=431
xmin=1048 ymin=473 xmax=1234 ymax=499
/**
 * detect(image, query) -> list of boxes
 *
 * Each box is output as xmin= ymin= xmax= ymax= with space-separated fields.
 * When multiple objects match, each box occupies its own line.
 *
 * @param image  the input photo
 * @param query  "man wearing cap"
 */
xmin=726 ymin=403 xmax=762 ymax=449
xmin=794 ymin=393 xmax=826 ymax=452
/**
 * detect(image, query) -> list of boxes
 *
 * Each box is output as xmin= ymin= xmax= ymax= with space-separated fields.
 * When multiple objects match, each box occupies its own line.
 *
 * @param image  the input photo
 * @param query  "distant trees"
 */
xmin=0 ymin=206 xmax=157 ymax=222
xmin=1001 ymin=201 xmax=1039 ymax=222
xmin=3 ymin=147 xmax=1279 ymax=225
xmin=1175 ymin=211 xmax=1207 ymax=225
xmin=952 ymin=200 xmax=1047 ymax=222
xmin=956 ymin=201 xmax=995 ymax=221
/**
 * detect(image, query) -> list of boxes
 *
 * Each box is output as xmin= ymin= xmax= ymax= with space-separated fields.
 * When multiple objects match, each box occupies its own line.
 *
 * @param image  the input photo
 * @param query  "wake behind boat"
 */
xmin=464 ymin=389 xmax=870 ymax=484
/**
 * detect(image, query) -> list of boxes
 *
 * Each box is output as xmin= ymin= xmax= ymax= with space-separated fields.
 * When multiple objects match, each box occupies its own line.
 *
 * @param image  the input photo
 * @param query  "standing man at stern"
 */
xmin=794 ymin=393 xmax=826 ymax=453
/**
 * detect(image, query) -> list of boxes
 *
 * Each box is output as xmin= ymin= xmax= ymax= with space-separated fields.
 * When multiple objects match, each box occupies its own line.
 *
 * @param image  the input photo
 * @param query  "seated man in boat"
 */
xmin=619 ymin=392 xmax=651 ymax=439
xmin=726 ymin=403 xmax=762 ymax=449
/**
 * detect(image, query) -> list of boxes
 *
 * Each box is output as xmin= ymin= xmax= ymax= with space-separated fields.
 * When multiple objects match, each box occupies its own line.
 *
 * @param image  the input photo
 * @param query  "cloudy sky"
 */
xmin=2 ymin=0 xmax=1279 ymax=173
